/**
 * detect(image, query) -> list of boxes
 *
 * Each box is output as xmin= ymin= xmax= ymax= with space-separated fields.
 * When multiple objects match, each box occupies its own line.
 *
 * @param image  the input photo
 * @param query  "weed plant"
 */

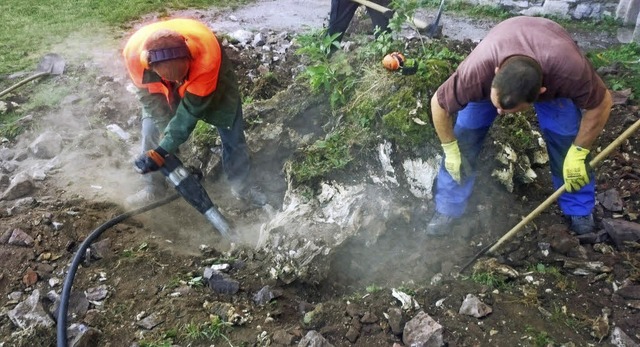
xmin=291 ymin=1 xmax=465 ymax=186
xmin=588 ymin=43 xmax=640 ymax=100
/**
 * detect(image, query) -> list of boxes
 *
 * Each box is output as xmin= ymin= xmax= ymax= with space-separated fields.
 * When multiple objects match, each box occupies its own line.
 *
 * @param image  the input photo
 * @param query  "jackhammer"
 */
xmin=153 ymin=154 xmax=236 ymax=241
xmin=57 ymin=154 xmax=235 ymax=347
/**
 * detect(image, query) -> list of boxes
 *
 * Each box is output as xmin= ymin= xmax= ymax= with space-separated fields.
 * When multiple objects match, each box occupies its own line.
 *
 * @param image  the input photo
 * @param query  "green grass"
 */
xmin=470 ymin=270 xmax=510 ymax=290
xmin=0 ymin=0 xmax=252 ymax=76
xmin=588 ymin=43 xmax=640 ymax=99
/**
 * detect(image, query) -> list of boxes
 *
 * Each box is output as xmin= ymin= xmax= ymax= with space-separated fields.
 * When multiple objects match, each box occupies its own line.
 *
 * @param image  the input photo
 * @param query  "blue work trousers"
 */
xmin=434 ymin=98 xmax=595 ymax=218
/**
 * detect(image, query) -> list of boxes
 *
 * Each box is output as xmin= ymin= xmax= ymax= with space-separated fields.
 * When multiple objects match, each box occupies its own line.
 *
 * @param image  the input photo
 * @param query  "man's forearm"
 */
xmin=431 ymin=92 xmax=456 ymax=143
xmin=574 ymin=90 xmax=613 ymax=149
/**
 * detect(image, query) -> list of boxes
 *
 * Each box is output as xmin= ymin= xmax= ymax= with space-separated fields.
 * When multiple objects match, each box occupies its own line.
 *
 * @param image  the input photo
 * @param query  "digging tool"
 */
xmin=0 ymin=53 xmax=65 ymax=98
xmin=426 ymin=0 xmax=446 ymax=38
xmin=459 ymin=116 xmax=640 ymax=273
xmin=350 ymin=0 xmax=428 ymax=29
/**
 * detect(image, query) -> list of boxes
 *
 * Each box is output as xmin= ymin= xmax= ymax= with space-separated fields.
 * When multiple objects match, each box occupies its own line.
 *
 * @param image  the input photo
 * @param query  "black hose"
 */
xmin=56 ymin=193 xmax=179 ymax=347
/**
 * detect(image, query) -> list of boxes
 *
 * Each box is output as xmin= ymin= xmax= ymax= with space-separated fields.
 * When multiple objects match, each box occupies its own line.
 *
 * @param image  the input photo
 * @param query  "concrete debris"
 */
xmin=28 ymin=131 xmax=63 ymax=159
xmin=459 ymin=294 xmax=493 ymax=318
xmin=298 ymin=330 xmax=334 ymax=347
xmin=136 ymin=312 xmax=164 ymax=330
xmin=403 ymin=310 xmax=444 ymax=347
xmin=7 ymin=289 xmax=55 ymax=330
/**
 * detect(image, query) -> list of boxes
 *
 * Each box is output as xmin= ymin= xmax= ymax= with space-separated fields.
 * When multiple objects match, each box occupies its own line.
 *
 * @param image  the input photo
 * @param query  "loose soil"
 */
xmin=1 ymin=3 xmax=639 ymax=347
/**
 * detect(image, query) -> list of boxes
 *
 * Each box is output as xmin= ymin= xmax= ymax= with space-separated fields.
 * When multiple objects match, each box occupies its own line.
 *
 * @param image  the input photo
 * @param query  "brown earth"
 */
xmin=1 ymin=8 xmax=640 ymax=347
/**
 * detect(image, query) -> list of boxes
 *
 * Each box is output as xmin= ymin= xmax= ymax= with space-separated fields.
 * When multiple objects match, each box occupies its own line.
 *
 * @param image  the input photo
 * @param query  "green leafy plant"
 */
xmin=366 ymin=284 xmax=383 ymax=293
xmin=0 ymin=113 xmax=25 ymax=140
xmin=286 ymin=127 xmax=362 ymax=185
xmin=588 ymin=43 xmax=640 ymax=99
xmin=121 ymin=242 xmax=149 ymax=258
xmin=183 ymin=315 xmax=233 ymax=344
xmin=470 ymin=270 xmax=509 ymax=290
xmin=524 ymin=325 xmax=554 ymax=347
xmin=191 ymin=120 xmax=219 ymax=148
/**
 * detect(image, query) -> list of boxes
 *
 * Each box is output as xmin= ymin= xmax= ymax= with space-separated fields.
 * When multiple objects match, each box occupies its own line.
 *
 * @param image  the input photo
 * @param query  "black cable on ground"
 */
xmin=56 ymin=193 xmax=180 ymax=347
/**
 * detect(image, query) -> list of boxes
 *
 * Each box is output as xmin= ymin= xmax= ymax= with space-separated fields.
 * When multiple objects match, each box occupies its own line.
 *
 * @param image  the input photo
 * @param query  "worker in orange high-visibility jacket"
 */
xmin=122 ymin=18 xmax=266 ymax=207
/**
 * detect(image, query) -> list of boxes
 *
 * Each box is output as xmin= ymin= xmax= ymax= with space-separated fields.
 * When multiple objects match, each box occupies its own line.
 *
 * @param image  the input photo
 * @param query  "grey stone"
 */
xmin=8 ymin=289 xmax=55 ymax=329
xmin=28 ymin=131 xmax=63 ymax=159
xmin=610 ymin=326 xmax=639 ymax=347
xmin=68 ymin=323 xmax=102 ymax=347
xmin=403 ymin=311 xmax=444 ymax=347
xmin=598 ymin=188 xmax=624 ymax=212
xmin=7 ymin=228 xmax=34 ymax=247
xmin=459 ymin=294 xmax=493 ymax=318
xmin=387 ymin=307 xmax=405 ymax=335
xmin=136 ymin=312 xmax=164 ymax=330
xmin=602 ymin=219 xmax=640 ymax=249
xmin=272 ymin=329 xmax=295 ymax=345
xmin=85 ymin=285 xmax=109 ymax=301
xmin=1 ymin=172 xmax=34 ymax=201
xmin=253 ymin=285 xmax=279 ymax=306
xmin=616 ymin=285 xmax=640 ymax=300
xmin=207 ymin=271 xmax=239 ymax=295
xmin=298 ymin=330 xmax=334 ymax=347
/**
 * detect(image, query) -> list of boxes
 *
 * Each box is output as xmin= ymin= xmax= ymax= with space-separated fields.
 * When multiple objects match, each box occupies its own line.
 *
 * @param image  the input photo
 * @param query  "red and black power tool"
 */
xmin=137 ymin=153 xmax=236 ymax=241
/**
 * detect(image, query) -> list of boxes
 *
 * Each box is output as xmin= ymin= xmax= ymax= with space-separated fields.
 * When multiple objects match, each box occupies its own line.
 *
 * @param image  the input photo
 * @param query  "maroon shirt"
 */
xmin=436 ymin=16 xmax=607 ymax=114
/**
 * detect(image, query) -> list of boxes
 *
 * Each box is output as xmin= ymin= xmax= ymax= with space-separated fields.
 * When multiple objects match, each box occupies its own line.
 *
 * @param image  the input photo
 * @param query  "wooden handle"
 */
xmin=350 ymin=0 xmax=394 ymax=17
xmin=0 ymin=71 xmax=49 ymax=98
xmin=487 ymin=117 xmax=640 ymax=254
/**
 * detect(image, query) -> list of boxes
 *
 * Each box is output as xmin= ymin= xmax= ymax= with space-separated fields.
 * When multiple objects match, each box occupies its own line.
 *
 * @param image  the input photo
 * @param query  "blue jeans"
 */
xmin=434 ymin=98 xmax=595 ymax=218
xmin=140 ymin=99 xmax=250 ymax=191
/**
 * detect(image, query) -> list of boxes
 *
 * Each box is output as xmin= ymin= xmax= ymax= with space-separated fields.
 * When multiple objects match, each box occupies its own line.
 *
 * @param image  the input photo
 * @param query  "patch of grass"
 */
xmin=121 ymin=242 xmax=149 ymax=258
xmin=470 ymin=270 xmax=509 ymax=290
xmin=419 ymin=0 xmax=512 ymax=20
xmin=549 ymin=304 xmax=583 ymax=331
xmin=528 ymin=262 xmax=575 ymax=291
xmin=191 ymin=120 xmax=219 ymax=149
xmin=286 ymin=127 xmax=363 ymax=185
xmin=0 ymin=0 xmax=252 ymax=75
xmin=0 ymin=111 xmax=26 ymax=140
xmin=588 ymin=43 xmax=640 ymax=99
xmin=183 ymin=315 xmax=232 ymax=343
xmin=524 ymin=325 xmax=554 ymax=347
xmin=397 ymin=285 xmax=417 ymax=296
xmin=166 ymin=273 xmax=204 ymax=289
xmin=366 ymin=284 xmax=383 ymax=293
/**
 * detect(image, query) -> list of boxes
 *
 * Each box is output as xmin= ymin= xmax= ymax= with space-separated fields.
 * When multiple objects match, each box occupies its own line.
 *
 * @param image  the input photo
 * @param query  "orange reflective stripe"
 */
xmin=123 ymin=19 xmax=222 ymax=99
xmin=146 ymin=149 xmax=165 ymax=167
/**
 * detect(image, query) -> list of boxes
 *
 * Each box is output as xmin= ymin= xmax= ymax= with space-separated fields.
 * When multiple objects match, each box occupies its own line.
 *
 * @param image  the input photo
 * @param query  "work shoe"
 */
xmin=425 ymin=212 xmax=457 ymax=236
xmin=125 ymin=188 xmax=166 ymax=209
xmin=568 ymin=214 xmax=595 ymax=235
xmin=231 ymin=185 xmax=267 ymax=207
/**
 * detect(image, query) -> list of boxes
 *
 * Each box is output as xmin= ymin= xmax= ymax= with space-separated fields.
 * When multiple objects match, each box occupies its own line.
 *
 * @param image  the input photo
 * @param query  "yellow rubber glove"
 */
xmin=563 ymin=144 xmax=590 ymax=192
xmin=442 ymin=140 xmax=462 ymax=184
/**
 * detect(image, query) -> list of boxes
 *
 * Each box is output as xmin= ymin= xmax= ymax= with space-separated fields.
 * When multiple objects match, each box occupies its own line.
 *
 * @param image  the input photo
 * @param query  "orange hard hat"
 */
xmin=382 ymin=52 xmax=405 ymax=71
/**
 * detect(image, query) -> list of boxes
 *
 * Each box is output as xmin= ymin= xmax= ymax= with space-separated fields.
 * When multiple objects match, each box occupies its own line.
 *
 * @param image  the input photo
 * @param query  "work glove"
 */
xmin=563 ymin=144 xmax=590 ymax=192
xmin=442 ymin=140 xmax=471 ymax=184
xmin=134 ymin=147 xmax=168 ymax=174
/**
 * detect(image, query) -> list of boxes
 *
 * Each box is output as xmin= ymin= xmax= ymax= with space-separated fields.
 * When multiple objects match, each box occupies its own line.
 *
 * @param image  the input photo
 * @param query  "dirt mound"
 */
xmin=1 ymin=3 xmax=640 ymax=347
